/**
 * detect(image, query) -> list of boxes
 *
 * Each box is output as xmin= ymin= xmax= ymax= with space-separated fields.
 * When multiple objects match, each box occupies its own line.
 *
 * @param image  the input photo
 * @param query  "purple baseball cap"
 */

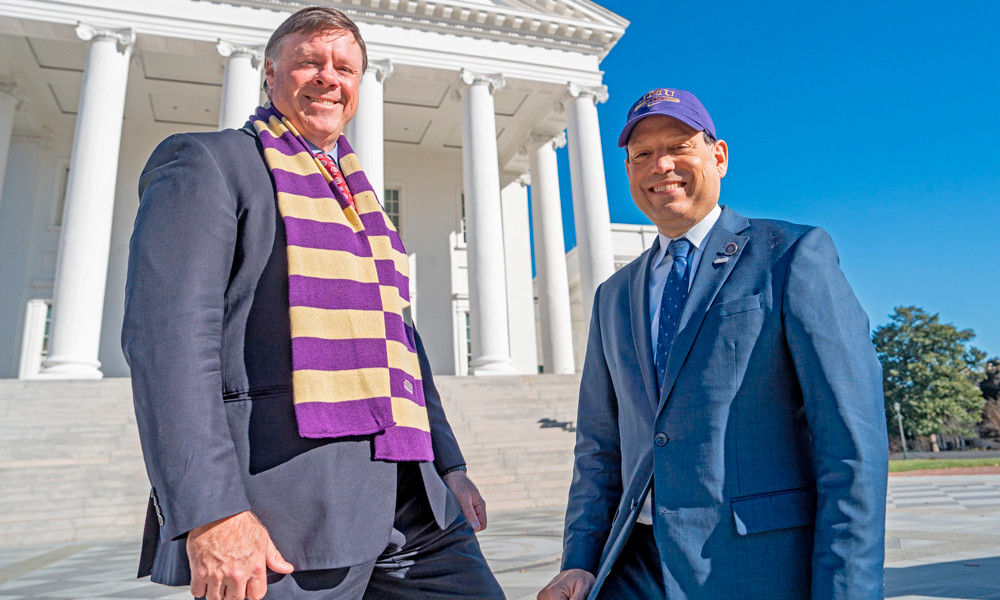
xmin=617 ymin=88 xmax=716 ymax=147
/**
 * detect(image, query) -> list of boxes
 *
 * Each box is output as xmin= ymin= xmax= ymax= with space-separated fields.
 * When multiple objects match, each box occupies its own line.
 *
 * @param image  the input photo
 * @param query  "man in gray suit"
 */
xmin=538 ymin=88 xmax=888 ymax=600
xmin=123 ymin=7 xmax=503 ymax=600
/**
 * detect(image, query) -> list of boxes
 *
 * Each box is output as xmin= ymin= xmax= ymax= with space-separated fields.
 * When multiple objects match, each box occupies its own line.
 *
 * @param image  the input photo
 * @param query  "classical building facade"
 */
xmin=0 ymin=0 xmax=628 ymax=379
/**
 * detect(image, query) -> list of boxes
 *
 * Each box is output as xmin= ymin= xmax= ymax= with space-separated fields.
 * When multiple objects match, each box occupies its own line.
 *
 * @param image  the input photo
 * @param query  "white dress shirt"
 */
xmin=304 ymin=138 xmax=340 ymax=168
xmin=637 ymin=204 xmax=721 ymax=525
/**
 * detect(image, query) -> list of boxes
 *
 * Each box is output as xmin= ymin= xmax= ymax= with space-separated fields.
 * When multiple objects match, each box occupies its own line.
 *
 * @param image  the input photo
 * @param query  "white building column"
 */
xmin=0 ymin=82 xmax=21 ymax=212
xmin=459 ymin=68 xmax=513 ymax=375
xmin=216 ymin=41 xmax=263 ymax=131
xmin=565 ymin=83 xmax=615 ymax=326
xmin=527 ymin=132 xmax=575 ymax=374
xmin=500 ymin=175 xmax=539 ymax=375
xmin=346 ymin=59 xmax=392 ymax=200
xmin=39 ymin=24 xmax=134 ymax=379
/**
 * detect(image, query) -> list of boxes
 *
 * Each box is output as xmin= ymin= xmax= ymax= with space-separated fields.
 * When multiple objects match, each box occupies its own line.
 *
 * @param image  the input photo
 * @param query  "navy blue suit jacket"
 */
xmin=563 ymin=206 xmax=888 ymax=599
xmin=122 ymin=126 xmax=465 ymax=585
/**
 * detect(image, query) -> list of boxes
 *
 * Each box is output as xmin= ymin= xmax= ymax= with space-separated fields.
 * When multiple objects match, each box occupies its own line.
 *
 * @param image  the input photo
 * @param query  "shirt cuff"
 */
xmin=438 ymin=464 xmax=467 ymax=477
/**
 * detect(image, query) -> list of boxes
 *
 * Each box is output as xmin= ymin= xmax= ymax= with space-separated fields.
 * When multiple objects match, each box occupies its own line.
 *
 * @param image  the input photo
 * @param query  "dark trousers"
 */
xmin=262 ymin=463 xmax=505 ymax=599
xmin=594 ymin=524 xmax=666 ymax=600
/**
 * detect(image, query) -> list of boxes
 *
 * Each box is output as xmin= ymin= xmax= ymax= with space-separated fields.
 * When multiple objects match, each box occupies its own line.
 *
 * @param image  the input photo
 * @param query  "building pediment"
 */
xmin=203 ymin=0 xmax=628 ymax=56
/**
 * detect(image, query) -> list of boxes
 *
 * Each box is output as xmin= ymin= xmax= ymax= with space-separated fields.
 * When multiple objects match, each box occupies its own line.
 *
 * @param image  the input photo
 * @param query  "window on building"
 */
xmin=41 ymin=301 xmax=52 ymax=361
xmin=460 ymin=193 xmax=467 ymax=244
xmin=383 ymin=187 xmax=401 ymax=234
xmin=51 ymin=164 xmax=70 ymax=227
xmin=18 ymin=299 xmax=52 ymax=378
xmin=465 ymin=311 xmax=472 ymax=368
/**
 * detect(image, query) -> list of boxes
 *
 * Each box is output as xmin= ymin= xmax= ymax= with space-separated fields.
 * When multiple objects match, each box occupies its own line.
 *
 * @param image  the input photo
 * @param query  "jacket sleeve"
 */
xmin=122 ymin=133 xmax=251 ymax=542
xmin=782 ymin=227 xmax=888 ymax=600
xmin=413 ymin=329 xmax=466 ymax=472
xmin=561 ymin=284 xmax=623 ymax=573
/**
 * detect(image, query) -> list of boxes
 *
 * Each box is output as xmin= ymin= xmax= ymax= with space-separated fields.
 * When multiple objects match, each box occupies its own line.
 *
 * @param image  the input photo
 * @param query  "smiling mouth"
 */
xmin=651 ymin=182 xmax=684 ymax=192
xmin=306 ymin=96 xmax=340 ymax=107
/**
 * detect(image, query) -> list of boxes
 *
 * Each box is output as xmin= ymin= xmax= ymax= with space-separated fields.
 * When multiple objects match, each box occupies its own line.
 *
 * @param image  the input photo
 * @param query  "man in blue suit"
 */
xmin=538 ymin=88 xmax=888 ymax=600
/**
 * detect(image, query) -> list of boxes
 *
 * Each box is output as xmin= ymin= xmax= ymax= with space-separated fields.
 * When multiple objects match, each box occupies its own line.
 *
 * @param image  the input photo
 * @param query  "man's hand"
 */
xmin=442 ymin=469 xmax=487 ymax=531
xmin=537 ymin=569 xmax=596 ymax=600
xmin=186 ymin=511 xmax=294 ymax=600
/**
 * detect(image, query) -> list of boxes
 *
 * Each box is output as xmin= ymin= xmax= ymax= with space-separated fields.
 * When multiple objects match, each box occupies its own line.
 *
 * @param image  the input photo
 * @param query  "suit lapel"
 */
xmin=629 ymin=238 xmax=660 ymax=413
xmin=657 ymin=206 xmax=751 ymax=412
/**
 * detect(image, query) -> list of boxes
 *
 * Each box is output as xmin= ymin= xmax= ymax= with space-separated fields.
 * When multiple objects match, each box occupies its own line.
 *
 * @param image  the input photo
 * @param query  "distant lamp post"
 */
xmin=893 ymin=402 xmax=909 ymax=460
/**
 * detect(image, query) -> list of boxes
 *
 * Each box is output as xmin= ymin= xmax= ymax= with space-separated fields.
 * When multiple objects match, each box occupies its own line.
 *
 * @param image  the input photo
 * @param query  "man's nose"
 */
xmin=651 ymin=153 xmax=675 ymax=173
xmin=314 ymin=63 xmax=340 ymax=86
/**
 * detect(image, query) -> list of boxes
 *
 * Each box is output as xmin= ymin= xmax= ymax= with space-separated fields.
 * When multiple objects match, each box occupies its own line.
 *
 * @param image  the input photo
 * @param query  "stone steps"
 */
xmin=0 ymin=378 xmax=149 ymax=546
xmin=436 ymin=374 xmax=580 ymax=511
xmin=0 ymin=373 xmax=582 ymax=546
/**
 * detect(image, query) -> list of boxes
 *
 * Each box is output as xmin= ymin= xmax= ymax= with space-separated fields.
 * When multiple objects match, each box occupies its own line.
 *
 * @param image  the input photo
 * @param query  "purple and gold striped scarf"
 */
xmin=251 ymin=103 xmax=432 ymax=462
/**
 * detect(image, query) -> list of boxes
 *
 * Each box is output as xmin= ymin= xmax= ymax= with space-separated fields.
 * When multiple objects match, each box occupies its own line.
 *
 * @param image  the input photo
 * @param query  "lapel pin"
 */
xmin=724 ymin=242 xmax=739 ymax=256
xmin=713 ymin=257 xmax=729 ymax=265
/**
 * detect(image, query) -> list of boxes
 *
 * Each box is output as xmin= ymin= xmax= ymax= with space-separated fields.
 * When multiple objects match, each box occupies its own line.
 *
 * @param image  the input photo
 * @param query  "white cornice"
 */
xmin=0 ymin=0 xmax=625 ymax=81
xmin=0 ymin=0 xmax=281 ymax=47
xmin=202 ymin=0 xmax=627 ymax=57
xmin=12 ymin=132 xmax=53 ymax=147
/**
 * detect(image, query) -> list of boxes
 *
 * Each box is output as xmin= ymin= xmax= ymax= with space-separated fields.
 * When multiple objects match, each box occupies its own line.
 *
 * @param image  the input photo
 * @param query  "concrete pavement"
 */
xmin=884 ymin=474 xmax=1000 ymax=600
xmin=3 ymin=474 xmax=1000 ymax=599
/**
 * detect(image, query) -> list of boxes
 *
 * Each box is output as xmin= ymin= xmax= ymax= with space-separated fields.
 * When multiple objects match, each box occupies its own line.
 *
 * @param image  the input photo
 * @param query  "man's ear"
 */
xmin=264 ymin=59 xmax=275 ymax=89
xmin=714 ymin=139 xmax=729 ymax=178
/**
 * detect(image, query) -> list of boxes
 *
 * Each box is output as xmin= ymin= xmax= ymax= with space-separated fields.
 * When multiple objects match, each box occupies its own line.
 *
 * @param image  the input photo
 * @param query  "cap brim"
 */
xmin=618 ymin=113 xmax=705 ymax=148
xmin=617 ymin=117 xmax=640 ymax=147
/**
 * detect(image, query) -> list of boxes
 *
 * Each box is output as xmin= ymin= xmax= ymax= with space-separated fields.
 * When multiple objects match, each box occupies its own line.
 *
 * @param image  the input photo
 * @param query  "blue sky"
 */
xmin=544 ymin=0 xmax=1000 ymax=358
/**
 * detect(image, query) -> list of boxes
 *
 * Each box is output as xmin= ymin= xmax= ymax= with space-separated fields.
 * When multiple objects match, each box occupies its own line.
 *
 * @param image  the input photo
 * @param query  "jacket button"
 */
xmin=654 ymin=433 xmax=669 ymax=446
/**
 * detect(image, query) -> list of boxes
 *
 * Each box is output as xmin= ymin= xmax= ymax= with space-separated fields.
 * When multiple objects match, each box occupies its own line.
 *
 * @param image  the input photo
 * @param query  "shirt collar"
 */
xmin=653 ymin=204 xmax=722 ymax=266
xmin=304 ymin=138 xmax=337 ymax=161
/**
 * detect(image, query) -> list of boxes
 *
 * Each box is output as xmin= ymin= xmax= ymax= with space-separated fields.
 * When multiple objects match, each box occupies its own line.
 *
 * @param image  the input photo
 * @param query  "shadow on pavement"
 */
xmin=886 ymin=555 xmax=1000 ymax=599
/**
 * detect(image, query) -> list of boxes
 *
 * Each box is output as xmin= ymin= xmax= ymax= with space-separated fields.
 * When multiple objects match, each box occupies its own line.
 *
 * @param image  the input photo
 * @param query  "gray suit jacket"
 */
xmin=563 ymin=206 xmax=888 ymax=599
xmin=122 ymin=126 xmax=464 ymax=586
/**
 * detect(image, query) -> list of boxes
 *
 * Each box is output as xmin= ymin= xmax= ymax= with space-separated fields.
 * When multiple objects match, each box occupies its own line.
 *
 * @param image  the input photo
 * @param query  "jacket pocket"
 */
xmin=704 ymin=293 xmax=762 ymax=324
xmin=222 ymin=385 xmax=292 ymax=402
xmin=731 ymin=487 xmax=816 ymax=535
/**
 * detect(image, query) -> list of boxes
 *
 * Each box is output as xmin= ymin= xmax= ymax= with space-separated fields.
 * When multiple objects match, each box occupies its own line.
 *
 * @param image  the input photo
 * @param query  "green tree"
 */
xmin=982 ymin=358 xmax=1000 ymax=402
xmin=979 ymin=358 xmax=1000 ymax=440
xmin=873 ymin=306 xmax=986 ymax=451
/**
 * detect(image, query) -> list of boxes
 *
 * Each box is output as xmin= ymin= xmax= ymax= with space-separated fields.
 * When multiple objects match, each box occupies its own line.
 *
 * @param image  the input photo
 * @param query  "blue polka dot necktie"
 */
xmin=655 ymin=238 xmax=692 ymax=385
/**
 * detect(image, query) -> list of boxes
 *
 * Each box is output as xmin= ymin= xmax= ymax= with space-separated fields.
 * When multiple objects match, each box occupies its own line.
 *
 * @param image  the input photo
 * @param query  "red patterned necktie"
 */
xmin=313 ymin=151 xmax=354 ymax=207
